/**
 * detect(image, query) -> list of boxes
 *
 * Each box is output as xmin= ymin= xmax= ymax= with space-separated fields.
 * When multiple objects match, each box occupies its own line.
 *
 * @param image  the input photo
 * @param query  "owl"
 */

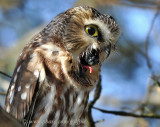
xmin=5 ymin=6 xmax=120 ymax=127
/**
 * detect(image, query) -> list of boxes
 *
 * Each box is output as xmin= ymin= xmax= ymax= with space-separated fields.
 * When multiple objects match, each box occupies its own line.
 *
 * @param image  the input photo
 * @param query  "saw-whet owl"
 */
xmin=5 ymin=6 xmax=120 ymax=127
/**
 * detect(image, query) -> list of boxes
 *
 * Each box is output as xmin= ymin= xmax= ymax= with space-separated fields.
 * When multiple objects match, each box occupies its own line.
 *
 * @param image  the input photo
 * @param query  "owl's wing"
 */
xmin=5 ymin=50 xmax=44 ymax=121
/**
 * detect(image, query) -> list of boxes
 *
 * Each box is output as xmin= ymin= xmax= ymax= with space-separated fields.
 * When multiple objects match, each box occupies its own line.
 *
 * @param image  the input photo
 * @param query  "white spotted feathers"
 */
xmin=21 ymin=92 xmax=27 ymax=100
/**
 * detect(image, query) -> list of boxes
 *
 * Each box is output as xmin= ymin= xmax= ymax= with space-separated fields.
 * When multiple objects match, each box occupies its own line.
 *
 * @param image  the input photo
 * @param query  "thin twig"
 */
xmin=94 ymin=119 xmax=105 ymax=124
xmin=143 ymin=77 xmax=155 ymax=108
xmin=93 ymin=107 xmax=160 ymax=119
xmin=142 ymin=4 xmax=160 ymax=114
xmin=118 ymin=0 xmax=158 ymax=9
xmin=87 ymin=76 xmax=102 ymax=127
xmin=0 ymin=92 xmax=6 ymax=96
xmin=0 ymin=106 xmax=24 ymax=127
xmin=0 ymin=71 xmax=12 ymax=78
xmin=144 ymin=8 xmax=159 ymax=76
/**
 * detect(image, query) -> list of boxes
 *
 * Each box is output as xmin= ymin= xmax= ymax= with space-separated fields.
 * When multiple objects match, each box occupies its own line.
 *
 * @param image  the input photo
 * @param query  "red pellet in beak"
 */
xmin=83 ymin=65 xmax=93 ymax=74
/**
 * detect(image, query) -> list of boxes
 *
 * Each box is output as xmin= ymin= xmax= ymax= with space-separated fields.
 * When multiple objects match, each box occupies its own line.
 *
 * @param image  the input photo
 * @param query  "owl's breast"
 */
xmin=29 ymin=81 xmax=89 ymax=127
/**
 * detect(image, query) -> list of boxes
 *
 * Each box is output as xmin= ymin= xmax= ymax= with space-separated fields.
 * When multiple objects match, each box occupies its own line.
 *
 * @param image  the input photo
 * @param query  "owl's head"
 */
xmin=63 ymin=6 xmax=120 ymax=68
xmin=41 ymin=6 xmax=120 ymax=90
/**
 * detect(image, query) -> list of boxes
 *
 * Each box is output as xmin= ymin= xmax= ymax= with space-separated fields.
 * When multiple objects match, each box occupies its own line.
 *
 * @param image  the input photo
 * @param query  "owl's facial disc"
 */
xmin=79 ymin=24 xmax=112 ymax=73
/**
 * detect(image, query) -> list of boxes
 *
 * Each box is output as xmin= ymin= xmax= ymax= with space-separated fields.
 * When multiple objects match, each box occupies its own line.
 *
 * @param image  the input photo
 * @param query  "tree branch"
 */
xmin=0 ymin=106 xmax=24 ymax=127
xmin=0 ymin=92 xmax=6 ymax=96
xmin=144 ymin=6 xmax=159 ymax=76
xmin=93 ymin=107 xmax=160 ymax=119
xmin=0 ymin=71 xmax=12 ymax=78
xmin=118 ymin=0 xmax=158 ymax=9
xmin=94 ymin=119 xmax=105 ymax=124
xmin=87 ymin=75 xmax=102 ymax=127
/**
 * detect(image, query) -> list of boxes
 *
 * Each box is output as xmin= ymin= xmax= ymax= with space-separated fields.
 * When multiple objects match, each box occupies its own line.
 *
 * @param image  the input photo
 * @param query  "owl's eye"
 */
xmin=85 ymin=25 xmax=98 ymax=37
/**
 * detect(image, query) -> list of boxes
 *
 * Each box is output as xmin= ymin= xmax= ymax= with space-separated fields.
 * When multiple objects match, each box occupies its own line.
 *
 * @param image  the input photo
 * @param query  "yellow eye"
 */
xmin=85 ymin=25 xmax=98 ymax=37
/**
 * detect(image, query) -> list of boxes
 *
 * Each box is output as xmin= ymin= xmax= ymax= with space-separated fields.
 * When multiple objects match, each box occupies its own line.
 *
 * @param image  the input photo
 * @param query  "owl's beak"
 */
xmin=80 ymin=49 xmax=100 ymax=66
xmin=79 ymin=43 xmax=111 ymax=74
xmin=79 ymin=49 xmax=100 ymax=74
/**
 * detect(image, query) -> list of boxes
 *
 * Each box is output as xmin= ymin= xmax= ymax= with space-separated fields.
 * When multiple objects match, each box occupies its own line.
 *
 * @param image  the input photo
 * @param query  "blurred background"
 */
xmin=0 ymin=0 xmax=160 ymax=127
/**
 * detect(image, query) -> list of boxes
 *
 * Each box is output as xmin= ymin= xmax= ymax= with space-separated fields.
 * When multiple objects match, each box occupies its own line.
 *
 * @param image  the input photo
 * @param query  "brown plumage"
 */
xmin=5 ymin=6 xmax=120 ymax=127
